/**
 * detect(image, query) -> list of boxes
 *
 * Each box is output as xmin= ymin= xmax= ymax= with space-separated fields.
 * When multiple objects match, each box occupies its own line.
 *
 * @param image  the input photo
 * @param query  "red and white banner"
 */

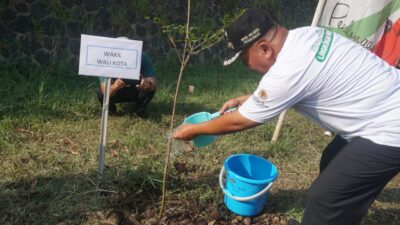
xmin=318 ymin=0 xmax=400 ymax=68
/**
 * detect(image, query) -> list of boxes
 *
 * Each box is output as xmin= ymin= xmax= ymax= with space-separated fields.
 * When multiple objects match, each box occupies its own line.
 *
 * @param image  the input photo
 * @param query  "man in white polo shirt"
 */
xmin=173 ymin=8 xmax=400 ymax=225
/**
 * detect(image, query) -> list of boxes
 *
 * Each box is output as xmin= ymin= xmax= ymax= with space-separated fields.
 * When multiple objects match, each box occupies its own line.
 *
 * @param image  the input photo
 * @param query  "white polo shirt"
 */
xmin=239 ymin=27 xmax=400 ymax=147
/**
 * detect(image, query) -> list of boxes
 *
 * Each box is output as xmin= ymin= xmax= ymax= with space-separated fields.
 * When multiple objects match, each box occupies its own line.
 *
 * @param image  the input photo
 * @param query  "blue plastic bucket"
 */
xmin=219 ymin=154 xmax=278 ymax=216
xmin=183 ymin=108 xmax=236 ymax=147
xmin=183 ymin=112 xmax=219 ymax=147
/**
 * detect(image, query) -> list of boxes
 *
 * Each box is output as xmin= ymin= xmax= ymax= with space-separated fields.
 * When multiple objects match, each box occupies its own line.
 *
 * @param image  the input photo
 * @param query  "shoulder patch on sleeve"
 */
xmin=251 ymin=89 xmax=269 ymax=108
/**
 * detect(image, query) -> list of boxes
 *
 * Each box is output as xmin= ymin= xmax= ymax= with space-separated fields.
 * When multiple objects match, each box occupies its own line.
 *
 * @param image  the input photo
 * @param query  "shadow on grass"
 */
xmin=364 ymin=206 xmax=400 ymax=225
xmin=265 ymin=188 xmax=400 ymax=225
xmin=168 ymin=159 xmax=400 ymax=224
xmin=1 ymin=161 xmax=398 ymax=225
xmin=0 ymin=165 xmax=163 ymax=225
xmin=377 ymin=187 xmax=400 ymax=204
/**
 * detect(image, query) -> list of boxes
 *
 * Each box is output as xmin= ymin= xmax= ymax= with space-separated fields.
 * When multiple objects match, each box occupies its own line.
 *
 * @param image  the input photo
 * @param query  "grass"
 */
xmin=0 ymin=59 xmax=399 ymax=224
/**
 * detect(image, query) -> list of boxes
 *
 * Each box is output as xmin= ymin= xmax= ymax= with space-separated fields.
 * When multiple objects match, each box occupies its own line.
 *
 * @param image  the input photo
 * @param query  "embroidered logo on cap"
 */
xmin=240 ymin=28 xmax=261 ymax=45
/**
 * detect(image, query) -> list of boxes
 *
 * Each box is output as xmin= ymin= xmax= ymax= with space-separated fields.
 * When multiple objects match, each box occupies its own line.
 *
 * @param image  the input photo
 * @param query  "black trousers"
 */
xmin=301 ymin=135 xmax=400 ymax=225
xmin=97 ymin=86 xmax=155 ymax=115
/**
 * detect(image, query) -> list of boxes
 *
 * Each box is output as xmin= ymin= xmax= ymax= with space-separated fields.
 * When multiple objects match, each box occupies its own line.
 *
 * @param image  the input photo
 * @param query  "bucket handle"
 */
xmin=210 ymin=107 xmax=237 ymax=119
xmin=219 ymin=166 xmax=273 ymax=202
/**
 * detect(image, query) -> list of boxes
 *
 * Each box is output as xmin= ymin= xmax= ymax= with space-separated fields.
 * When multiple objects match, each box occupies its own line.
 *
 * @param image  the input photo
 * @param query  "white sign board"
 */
xmin=79 ymin=34 xmax=142 ymax=80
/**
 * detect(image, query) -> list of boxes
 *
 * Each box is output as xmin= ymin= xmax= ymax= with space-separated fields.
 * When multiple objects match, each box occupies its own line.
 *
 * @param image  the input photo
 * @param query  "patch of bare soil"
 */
xmin=87 ymin=199 xmax=293 ymax=225
xmin=86 ymin=159 xmax=301 ymax=224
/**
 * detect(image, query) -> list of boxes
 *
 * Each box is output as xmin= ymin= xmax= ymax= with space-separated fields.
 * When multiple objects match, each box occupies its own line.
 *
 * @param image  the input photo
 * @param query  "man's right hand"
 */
xmin=101 ymin=78 xmax=126 ymax=96
xmin=172 ymin=124 xmax=198 ymax=141
xmin=112 ymin=79 xmax=126 ymax=91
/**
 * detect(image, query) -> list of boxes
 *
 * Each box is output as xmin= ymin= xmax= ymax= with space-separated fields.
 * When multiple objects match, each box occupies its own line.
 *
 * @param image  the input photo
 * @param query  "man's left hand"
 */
xmin=136 ymin=76 xmax=156 ymax=91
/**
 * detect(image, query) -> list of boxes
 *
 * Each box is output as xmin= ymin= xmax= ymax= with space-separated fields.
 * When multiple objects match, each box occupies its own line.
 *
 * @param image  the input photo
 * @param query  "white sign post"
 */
xmin=78 ymin=34 xmax=143 ymax=181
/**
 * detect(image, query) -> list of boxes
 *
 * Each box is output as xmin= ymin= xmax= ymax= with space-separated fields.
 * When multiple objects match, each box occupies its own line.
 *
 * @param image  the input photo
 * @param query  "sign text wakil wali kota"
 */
xmin=79 ymin=34 xmax=142 ymax=80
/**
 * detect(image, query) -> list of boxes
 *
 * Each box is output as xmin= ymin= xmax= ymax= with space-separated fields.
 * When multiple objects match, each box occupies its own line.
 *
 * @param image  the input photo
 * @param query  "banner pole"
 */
xmin=311 ymin=0 xmax=327 ymax=26
xmin=271 ymin=0 xmax=327 ymax=143
xmin=98 ymin=77 xmax=111 ymax=181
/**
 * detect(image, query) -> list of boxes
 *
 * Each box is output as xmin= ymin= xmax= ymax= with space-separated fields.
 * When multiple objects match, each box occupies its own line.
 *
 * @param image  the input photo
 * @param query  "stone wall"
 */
xmin=0 ymin=0 xmax=317 ymax=66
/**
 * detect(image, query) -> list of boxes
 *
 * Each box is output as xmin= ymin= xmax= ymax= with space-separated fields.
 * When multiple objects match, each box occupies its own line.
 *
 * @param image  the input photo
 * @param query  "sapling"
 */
xmin=153 ymin=0 xmax=227 ymax=217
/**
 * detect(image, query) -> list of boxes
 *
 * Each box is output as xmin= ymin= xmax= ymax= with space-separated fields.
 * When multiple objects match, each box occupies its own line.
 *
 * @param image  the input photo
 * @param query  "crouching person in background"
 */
xmin=97 ymin=52 xmax=157 ymax=117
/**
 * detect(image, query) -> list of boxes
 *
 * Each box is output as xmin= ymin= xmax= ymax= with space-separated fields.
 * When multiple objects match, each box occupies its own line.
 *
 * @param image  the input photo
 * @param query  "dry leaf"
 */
xmin=70 ymin=150 xmax=79 ymax=155
xmin=181 ymin=142 xmax=194 ymax=152
xmin=208 ymin=220 xmax=216 ymax=225
xmin=188 ymin=85 xmax=195 ymax=94
xmin=112 ymin=150 xmax=119 ymax=157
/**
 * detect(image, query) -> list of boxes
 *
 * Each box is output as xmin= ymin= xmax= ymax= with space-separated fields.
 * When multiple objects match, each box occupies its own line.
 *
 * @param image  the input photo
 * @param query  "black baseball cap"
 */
xmin=223 ymin=8 xmax=276 ymax=66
